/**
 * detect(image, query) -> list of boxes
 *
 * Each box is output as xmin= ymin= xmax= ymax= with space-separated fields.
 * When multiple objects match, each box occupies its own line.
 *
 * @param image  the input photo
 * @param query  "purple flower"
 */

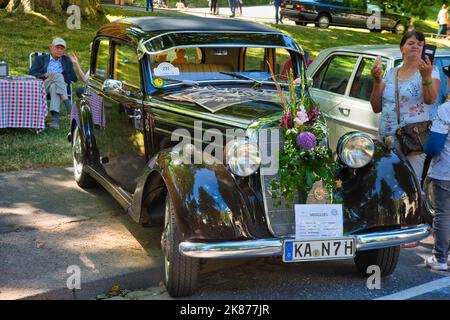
xmin=279 ymin=111 xmax=292 ymax=129
xmin=306 ymin=108 xmax=321 ymax=125
xmin=296 ymin=131 xmax=317 ymax=150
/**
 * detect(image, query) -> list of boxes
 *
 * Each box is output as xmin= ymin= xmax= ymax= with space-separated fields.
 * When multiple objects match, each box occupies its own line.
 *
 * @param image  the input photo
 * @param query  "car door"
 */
xmin=98 ymin=41 xmax=146 ymax=193
xmin=345 ymin=0 xmax=367 ymax=27
xmin=309 ymin=53 xmax=359 ymax=150
xmin=335 ymin=55 xmax=389 ymax=142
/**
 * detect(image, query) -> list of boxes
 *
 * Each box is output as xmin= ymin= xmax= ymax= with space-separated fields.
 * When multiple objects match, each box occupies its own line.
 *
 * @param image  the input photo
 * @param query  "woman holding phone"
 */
xmin=370 ymin=30 xmax=440 ymax=185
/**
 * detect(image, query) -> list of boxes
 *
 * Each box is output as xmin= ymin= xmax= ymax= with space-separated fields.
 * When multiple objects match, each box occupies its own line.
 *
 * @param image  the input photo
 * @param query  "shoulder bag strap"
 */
xmin=395 ymin=67 xmax=400 ymax=125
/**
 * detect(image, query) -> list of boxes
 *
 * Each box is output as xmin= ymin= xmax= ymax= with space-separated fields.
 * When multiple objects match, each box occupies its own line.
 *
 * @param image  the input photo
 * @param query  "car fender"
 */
xmin=130 ymin=147 xmax=271 ymax=241
xmin=71 ymin=98 xmax=99 ymax=165
xmin=338 ymin=141 xmax=426 ymax=234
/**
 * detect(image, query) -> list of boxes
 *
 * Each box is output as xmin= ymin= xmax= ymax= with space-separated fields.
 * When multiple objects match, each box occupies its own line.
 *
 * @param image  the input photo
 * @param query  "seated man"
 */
xmin=29 ymin=37 xmax=77 ymax=129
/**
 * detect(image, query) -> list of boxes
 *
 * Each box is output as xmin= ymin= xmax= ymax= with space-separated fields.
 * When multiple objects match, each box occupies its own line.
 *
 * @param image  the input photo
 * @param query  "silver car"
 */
xmin=306 ymin=45 xmax=450 ymax=150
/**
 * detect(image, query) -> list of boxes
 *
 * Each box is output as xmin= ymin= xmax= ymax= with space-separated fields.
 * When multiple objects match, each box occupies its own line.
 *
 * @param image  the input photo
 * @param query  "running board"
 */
xmin=85 ymin=165 xmax=133 ymax=210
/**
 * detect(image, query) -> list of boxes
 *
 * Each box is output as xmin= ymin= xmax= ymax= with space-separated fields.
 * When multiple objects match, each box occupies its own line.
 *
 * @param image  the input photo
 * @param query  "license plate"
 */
xmin=283 ymin=237 xmax=355 ymax=262
xmin=286 ymin=4 xmax=294 ymax=8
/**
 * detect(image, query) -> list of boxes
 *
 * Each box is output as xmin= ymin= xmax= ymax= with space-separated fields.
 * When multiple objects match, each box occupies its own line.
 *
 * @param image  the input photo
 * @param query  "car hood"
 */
xmin=150 ymin=86 xmax=285 ymax=129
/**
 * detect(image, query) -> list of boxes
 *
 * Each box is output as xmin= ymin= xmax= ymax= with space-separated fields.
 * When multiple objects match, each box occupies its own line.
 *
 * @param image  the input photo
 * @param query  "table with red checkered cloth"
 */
xmin=71 ymin=88 xmax=105 ymax=129
xmin=0 ymin=79 xmax=48 ymax=129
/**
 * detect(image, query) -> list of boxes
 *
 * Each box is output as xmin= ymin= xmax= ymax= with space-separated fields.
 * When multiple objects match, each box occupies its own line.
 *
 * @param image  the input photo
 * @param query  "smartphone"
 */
xmin=422 ymin=44 xmax=437 ymax=64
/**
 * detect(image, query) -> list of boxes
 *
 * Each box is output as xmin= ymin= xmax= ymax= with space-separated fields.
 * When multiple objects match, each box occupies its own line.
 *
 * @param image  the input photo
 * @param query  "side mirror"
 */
xmin=306 ymin=77 xmax=313 ymax=88
xmin=103 ymin=79 xmax=123 ymax=94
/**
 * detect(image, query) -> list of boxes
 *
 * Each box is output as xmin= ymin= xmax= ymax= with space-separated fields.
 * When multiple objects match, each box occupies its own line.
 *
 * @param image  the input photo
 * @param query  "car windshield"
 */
xmin=148 ymin=46 xmax=302 ymax=88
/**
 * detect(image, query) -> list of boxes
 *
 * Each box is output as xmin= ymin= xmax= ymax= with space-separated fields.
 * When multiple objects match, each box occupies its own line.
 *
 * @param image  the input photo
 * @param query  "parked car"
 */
xmin=280 ymin=0 xmax=411 ymax=34
xmin=305 ymin=44 xmax=450 ymax=150
xmin=70 ymin=17 xmax=431 ymax=297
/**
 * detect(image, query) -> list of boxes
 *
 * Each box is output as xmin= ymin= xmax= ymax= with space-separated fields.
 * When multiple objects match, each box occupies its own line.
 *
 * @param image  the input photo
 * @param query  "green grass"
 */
xmin=274 ymin=24 xmax=403 ymax=58
xmin=0 ymin=5 xmax=447 ymax=172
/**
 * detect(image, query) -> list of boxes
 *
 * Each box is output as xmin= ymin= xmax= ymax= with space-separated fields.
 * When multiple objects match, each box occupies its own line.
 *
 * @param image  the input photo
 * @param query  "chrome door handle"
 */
xmin=338 ymin=107 xmax=351 ymax=117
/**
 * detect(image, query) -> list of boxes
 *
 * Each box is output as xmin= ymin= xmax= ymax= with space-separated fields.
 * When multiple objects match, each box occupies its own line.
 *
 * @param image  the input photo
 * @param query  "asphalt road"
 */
xmin=107 ymin=235 xmax=450 ymax=300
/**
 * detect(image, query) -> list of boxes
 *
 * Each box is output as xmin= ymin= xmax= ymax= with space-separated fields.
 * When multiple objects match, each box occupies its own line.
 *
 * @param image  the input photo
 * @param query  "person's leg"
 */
xmin=48 ymin=84 xmax=61 ymax=128
xmin=275 ymin=4 xmax=279 ymax=24
xmin=431 ymin=179 xmax=450 ymax=264
xmin=146 ymin=0 xmax=149 ymax=11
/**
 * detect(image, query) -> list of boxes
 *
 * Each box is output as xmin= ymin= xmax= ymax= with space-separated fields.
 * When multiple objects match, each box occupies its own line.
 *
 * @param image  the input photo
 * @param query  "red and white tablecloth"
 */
xmin=71 ymin=87 xmax=105 ymax=129
xmin=0 ymin=79 xmax=48 ymax=129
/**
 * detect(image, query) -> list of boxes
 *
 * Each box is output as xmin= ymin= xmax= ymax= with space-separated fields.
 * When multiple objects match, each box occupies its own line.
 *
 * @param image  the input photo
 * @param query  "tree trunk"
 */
xmin=6 ymin=0 xmax=103 ymax=18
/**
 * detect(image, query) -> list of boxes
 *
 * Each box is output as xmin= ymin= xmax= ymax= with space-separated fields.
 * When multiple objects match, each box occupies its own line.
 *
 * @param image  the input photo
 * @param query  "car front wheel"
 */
xmin=354 ymin=246 xmax=400 ymax=277
xmin=315 ymin=14 xmax=330 ymax=28
xmin=161 ymin=193 xmax=199 ymax=297
xmin=394 ymin=23 xmax=406 ymax=34
xmin=72 ymin=126 xmax=97 ymax=188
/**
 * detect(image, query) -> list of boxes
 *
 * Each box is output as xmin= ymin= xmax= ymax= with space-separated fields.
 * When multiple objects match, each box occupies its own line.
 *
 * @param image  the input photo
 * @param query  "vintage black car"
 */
xmin=69 ymin=17 xmax=431 ymax=297
xmin=280 ymin=0 xmax=411 ymax=34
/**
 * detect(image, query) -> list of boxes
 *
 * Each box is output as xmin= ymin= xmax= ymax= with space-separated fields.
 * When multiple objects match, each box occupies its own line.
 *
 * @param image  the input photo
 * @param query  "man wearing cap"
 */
xmin=29 ymin=37 xmax=77 ymax=129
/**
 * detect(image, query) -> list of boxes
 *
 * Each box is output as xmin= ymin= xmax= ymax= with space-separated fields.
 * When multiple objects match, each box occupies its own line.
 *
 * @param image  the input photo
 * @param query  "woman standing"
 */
xmin=437 ymin=4 xmax=449 ymax=38
xmin=370 ymin=30 xmax=440 ymax=185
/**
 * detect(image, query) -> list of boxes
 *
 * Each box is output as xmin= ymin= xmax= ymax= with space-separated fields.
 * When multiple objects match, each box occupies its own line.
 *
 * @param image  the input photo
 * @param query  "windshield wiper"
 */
xmin=219 ymin=71 xmax=263 ymax=83
xmin=219 ymin=71 xmax=283 ymax=86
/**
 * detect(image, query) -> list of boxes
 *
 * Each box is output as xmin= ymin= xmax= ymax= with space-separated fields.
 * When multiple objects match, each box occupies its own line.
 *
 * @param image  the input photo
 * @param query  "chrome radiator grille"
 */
xmin=259 ymin=128 xmax=330 ymax=238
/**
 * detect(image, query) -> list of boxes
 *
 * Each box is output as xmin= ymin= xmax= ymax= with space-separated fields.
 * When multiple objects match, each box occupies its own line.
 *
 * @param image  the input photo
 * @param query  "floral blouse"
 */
xmin=379 ymin=66 xmax=440 ymax=138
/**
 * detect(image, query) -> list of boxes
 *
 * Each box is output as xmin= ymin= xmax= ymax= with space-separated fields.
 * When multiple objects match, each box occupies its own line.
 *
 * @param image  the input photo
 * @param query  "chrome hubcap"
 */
xmin=319 ymin=17 xmax=328 ymax=27
xmin=162 ymin=198 xmax=172 ymax=283
xmin=72 ymin=128 xmax=83 ymax=180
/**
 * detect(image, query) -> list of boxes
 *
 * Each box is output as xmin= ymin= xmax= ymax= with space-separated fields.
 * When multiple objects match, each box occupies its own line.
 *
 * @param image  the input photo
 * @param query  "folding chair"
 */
xmin=29 ymin=52 xmax=73 ymax=103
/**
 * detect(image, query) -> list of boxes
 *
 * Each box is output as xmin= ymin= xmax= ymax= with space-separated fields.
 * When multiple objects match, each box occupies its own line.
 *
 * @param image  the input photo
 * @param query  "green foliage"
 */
xmin=370 ymin=0 xmax=440 ymax=19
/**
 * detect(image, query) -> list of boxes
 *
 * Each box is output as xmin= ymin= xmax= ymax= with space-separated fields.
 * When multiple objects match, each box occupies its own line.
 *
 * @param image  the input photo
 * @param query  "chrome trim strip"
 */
xmin=179 ymin=225 xmax=430 ymax=258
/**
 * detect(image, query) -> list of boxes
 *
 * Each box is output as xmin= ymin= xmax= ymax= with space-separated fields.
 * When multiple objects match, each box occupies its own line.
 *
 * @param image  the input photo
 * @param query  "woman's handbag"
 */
xmin=394 ymin=68 xmax=432 ymax=155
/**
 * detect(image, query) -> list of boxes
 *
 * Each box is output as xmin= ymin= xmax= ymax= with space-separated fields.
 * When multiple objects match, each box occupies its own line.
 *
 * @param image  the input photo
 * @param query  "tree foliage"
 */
xmin=5 ymin=0 xmax=103 ymax=19
xmin=369 ymin=0 xmax=441 ymax=19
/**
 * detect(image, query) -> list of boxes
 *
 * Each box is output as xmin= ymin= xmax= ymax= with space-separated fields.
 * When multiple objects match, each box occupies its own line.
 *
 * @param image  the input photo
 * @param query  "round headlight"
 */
xmin=337 ymin=132 xmax=375 ymax=169
xmin=225 ymin=139 xmax=261 ymax=176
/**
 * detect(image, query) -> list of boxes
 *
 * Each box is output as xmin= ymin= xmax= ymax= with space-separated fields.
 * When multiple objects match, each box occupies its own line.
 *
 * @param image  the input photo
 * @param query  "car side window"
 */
xmin=94 ymin=39 xmax=110 ymax=78
xmin=313 ymin=55 xmax=358 ymax=95
xmin=113 ymin=44 xmax=140 ymax=89
xmin=350 ymin=57 xmax=386 ymax=101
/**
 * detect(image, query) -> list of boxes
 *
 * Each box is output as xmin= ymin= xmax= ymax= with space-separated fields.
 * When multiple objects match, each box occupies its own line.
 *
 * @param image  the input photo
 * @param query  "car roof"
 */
xmin=318 ymin=44 xmax=450 ymax=59
xmin=115 ymin=17 xmax=282 ymax=34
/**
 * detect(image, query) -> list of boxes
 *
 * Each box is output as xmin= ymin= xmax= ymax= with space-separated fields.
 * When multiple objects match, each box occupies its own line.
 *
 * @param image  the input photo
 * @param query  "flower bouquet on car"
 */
xmin=269 ymin=67 xmax=338 ymax=205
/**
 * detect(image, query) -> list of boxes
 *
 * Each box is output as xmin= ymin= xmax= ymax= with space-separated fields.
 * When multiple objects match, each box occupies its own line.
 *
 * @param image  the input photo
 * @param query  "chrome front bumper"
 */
xmin=179 ymin=225 xmax=430 ymax=259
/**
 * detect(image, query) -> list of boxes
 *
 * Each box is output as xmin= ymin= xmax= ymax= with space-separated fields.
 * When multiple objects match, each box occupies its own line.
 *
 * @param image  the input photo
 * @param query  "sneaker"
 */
xmin=425 ymin=256 xmax=448 ymax=271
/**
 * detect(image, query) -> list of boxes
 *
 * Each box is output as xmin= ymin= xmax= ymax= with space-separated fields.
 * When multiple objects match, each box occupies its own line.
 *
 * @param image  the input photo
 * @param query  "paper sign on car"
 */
xmin=294 ymin=204 xmax=343 ymax=239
